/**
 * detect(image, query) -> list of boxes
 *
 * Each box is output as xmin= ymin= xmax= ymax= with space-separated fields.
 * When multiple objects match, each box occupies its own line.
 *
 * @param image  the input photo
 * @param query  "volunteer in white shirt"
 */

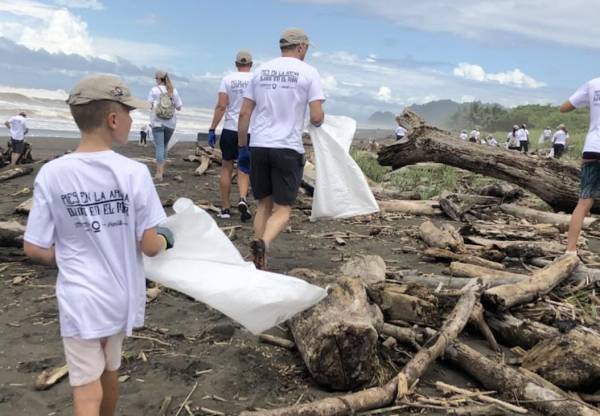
xmin=459 ymin=130 xmax=468 ymax=141
xmin=543 ymin=127 xmax=552 ymax=143
xmin=518 ymin=123 xmax=529 ymax=153
xmin=552 ymin=124 xmax=568 ymax=159
xmin=208 ymin=50 xmax=254 ymax=222
xmin=238 ymin=28 xmax=325 ymax=270
xmin=147 ymin=71 xmax=183 ymax=181
xmin=4 ymin=111 xmax=28 ymax=167
xmin=469 ymin=129 xmax=479 ymax=143
xmin=561 ymin=77 xmax=600 ymax=254
xmin=507 ymin=125 xmax=520 ymax=150
xmin=395 ymin=124 xmax=407 ymax=140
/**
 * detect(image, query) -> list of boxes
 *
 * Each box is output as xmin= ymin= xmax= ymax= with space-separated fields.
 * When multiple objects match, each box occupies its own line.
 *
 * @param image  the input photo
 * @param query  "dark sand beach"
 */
xmin=0 ymin=136 xmax=527 ymax=415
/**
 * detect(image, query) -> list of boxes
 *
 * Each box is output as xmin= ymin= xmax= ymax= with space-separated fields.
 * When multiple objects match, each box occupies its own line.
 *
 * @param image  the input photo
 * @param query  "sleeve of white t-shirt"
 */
xmin=172 ymin=88 xmax=183 ymax=108
xmin=218 ymin=77 xmax=227 ymax=94
xmin=569 ymin=82 xmax=590 ymax=108
xmin=243 ymin=73 xmax=257 ymax=102
xmin=309 ymin=70 xmax=326 ymax=103
xmin=134 ymin=166 xmax=167 ymax=241
xmin=147 ymin=87 xmax=155 ymax=105
xmin=24 ymin=173 xmax=55 ymax=248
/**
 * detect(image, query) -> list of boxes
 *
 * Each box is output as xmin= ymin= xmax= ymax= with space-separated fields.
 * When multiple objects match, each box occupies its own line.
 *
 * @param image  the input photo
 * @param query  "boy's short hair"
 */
xmin=69 ymin=100 xmax=126 ymax=133
xmin=19 ymin=112 xmax=26 ymax=117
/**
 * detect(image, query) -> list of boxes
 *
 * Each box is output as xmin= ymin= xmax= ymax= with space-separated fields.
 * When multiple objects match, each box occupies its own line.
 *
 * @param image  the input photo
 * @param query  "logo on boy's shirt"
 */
xmin=61 ymin=189 xmax=130 ymax=233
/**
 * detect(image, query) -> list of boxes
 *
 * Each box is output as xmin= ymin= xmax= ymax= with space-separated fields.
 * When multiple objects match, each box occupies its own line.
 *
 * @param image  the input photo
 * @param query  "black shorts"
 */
xmin=553 ymin=143 xmax=565 ymax=158
xmin=10 ymin=139 xmax=24 ymax=154
xmin=250 ymin=147 xmax=304 ymax=205
xmin=219 ymin=128 xmax=250 ymax=161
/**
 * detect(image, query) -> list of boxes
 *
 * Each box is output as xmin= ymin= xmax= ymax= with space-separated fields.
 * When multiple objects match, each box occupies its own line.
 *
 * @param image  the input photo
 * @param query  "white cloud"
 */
xmin=321 ymin=74 xmax=338 ymax=91
xmin=289 ymin=0 xmax=600 ymax=50
xmin=93 ymin=37 xmax=182 ymax=65
xmin=54 ymin=0 xmax=103 ymax=10
xmin=453 ymin=63 xmax=546 ymax=89
xmin=376 ymin=86 xmax=392 ymax=102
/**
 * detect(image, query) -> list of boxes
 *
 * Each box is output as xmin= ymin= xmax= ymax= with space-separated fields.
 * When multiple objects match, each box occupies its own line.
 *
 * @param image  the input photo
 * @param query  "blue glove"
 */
xmin=237 ymin=146 xmax=251 ymax=174
xmin=208 ymin=129 xmax=217 ymax=148
xmin=156 ymin=226 xmax=174 ymax=250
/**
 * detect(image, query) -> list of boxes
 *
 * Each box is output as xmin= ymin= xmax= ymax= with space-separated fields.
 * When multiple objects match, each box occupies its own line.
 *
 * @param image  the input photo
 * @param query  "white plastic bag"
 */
xmin=143 ymin=198 xmax=327 ymax=334
xmin=308 ymin=115 xmax=379 ymax=220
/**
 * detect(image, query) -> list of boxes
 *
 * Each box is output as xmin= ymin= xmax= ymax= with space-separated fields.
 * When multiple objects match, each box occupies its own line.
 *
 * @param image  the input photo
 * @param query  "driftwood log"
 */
xmin=476 ymin=183 xmax=523 ymax=202
xmin=0 ymin=220 xmax=25 ymax=247
xmin=485 ymin=312 xmax=559 ymax=349
xmin=0 ymin=166 xmax=33 ymax=183
xmin=482 ymin=254 xmax=579 ymax=311
xmin=421 ymin=248 xmax=505 ymax=270
xmin=396 ymin=271 xmax=524 ymax=290
xmin=15 ymin=197 xmax=32 ymax=214
xmin=466 ymin=236 xmax=565 ymax=258
xmin=500 ymin=203 xmax=597 ymax=230
xmin=377 ymin=109 xmax=590 ymax=213
xmin=419 ymin=220 xmax=464 ymax=252
xmin=445 ymin=341 xmax=600 ymax=416
xmin=448 ymin=262 xmax=527 ymax=281
xmin=379 ymin=284 xmax=438 ymax=324
xmin=288 ymin=276 xmax=383 ymax=391
xmin=378 ymin=200 xmax=442 ymax=216
xmin=241 ymin=281 xmax=482 ymax=416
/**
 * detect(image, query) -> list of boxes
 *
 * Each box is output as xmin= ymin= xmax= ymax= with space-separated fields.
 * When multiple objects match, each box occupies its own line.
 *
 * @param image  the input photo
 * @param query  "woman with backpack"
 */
xmin=148 ymin=70 xmax=183 ymax=181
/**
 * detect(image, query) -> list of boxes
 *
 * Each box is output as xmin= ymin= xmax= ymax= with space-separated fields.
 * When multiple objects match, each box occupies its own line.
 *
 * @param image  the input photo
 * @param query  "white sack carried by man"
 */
xmin=144 ymin=198 xmax=327 ymax=334
xmin=308 ymin=115 xmax=379 ymax=220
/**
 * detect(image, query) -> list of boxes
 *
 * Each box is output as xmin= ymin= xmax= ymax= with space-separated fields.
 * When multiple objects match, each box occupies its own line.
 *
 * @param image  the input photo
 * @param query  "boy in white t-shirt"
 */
xmin=238 ymin=28 xmax=325 ymax=269
xmin=394 ymin=123 xmax=407 ymax=140
xmin=561 ymin=77 xmax=600 ymax=255
xmin=23 ymin=74 xmax=174 ymax=416
xmin=4 ymin=111 xmax=28 ymax=167
xmin=552 ymin=124 xmax=568 ymax=159
xmin=208 ymin=50 xmax=254 ymax=222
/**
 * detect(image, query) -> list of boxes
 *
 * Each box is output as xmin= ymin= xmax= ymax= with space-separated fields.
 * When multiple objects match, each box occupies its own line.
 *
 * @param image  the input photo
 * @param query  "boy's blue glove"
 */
xmin=156 ymin=226 xmax=174 ymax=250
xmin=237 ymin=146 xmax=251 ymax=174
xmin=208 ymin=129 xmax=217 ymax=148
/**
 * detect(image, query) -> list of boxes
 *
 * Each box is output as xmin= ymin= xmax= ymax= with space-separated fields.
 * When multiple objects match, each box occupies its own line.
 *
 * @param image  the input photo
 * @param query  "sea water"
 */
xmin=0 ymin=85 xmax=213 ymax=141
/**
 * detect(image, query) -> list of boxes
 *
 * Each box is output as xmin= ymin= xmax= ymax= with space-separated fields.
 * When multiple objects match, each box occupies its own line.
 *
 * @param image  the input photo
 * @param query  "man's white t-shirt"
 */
xmin=516 ymin=128 xmax=527 ymax=142
xmin=553 ymin=130 xmax=567 ymax=145
xmin=24 ymin=151 xmax=166 ymax=339
xmin=8 ymin=115 xmax=27 ymax=141
xmin=243 ymin=57 xmax=325 ymax=154
xmin=459 ymin=132 xmax=468 ymax=141
xmin=219 ymin=71 xmax=254 ymax=132
xmin=569 ymin=78 xmax=600 ymax=154
xmin=543 ymin=129 xmax=552 ymax=140
xmin=147 ymin=86 xmax=183 ymax=130
xmin=395 ymin=126 xmax=407 ymax=137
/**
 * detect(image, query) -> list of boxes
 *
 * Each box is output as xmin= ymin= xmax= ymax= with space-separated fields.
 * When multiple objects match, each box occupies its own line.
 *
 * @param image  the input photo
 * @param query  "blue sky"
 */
xmin=0 ymin=0 xmax=599 ymax=120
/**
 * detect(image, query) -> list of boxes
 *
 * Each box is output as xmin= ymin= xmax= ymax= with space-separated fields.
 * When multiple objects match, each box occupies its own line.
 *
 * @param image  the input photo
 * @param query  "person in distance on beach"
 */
xmin=208 ymin=50 xmax=254 ymax=222
xmin=394 ymin=121 xmax=407 ymax=140
xmin=507 ymin=125 xmax=521 ymax=150
xmin=4 ymin=111 xmax=28 ymax=167
xmin=238 ymin=28 xmax=325 ymax=270
xmin=148 ymin=70 xmax=183 ymax=181
xmin=552 ymin=124 xmax=568 ymax=159
xmin=561 ymin=77 xmax=600 ymax=256
xmin=139 ymin=124 xmax=147 ymax=146
xmin=23 ymin=74 xmax=174 ymax=416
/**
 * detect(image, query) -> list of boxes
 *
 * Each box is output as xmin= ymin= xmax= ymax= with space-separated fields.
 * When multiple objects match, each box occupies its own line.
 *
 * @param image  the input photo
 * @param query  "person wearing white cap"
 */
xmin=23 ymin=74 xmax=174 ymax=416
xmin=561 ymin=77 xmax=600 ymax=256
xmin=507 ymin=125 xmax=520 ymax=150
xmin=147 ymin=70 xmax=183 ymax=181
xmin=208 ymin=50 xmax=254 ymax=222
xmin=238 ymin=27 xmax=325 ymax=269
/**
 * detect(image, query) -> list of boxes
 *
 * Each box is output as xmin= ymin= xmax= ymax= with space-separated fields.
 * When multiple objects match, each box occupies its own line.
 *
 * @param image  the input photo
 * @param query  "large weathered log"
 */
xmin=419 ymin=220 xmax=464 ymax=252
xmin=500 ymin=203 xmax=597 ymax=230
xmin=0 ymin=166 xmax=33 ymax=182
xmin=482 ymin=254 xmax=579 ymax=311
xmin=378 ymin=200 xmax=442 ymax=216
xmin=476 ymin=183 xmax=523 ymax=202
xmin=445 ymin=341 xmax=600 ymax=416
xmin=288 ymin=276 xmax=383 ymax=391
xmin=0 ymin=220 xmax=25 ymax=247
xmin=422 ymin=248 xmax=505 ymax=270
xmin=485 ymin=312 xmax=559 ymax=349
xmin=242 ymin=282 xmax=482 ymax=416
xmin=377 ymin=109 xmax=588 ymax=213
xmin=523 ymin=329 xmax=600 ymax=390
xmin=379 ymin=284 xmax=438 ymax=324
xmin=448 ymin=262 xmax=527 ymax=281
xmin=396 ymin=271 xmax=524 ymax=290
xmin=466 ymin=236 xmax=565 ymax=258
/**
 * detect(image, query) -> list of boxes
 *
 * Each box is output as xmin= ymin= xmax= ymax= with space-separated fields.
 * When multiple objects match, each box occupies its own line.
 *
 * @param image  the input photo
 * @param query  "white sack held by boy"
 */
xmin=308 ymin=115 xmax=379 ymax=220
xmin=143 ymin=198 xmax=327 ymax=334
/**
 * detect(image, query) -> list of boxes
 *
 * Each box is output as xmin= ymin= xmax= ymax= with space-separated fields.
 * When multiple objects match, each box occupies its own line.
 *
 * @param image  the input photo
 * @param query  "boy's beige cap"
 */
xmin=279 ymin=28 xmax=312 ymax=47
xmin=236 ymin=50 xmax=252 ymax=64
xmin=67 ymin=74 xmax=149 ymax=109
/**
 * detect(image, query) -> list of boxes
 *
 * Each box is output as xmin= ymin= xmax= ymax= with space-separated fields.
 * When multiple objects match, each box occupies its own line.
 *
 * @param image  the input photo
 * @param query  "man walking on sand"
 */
xmin=237 ymin=28 xmax=325 ymax=269
xmin=562 ymin=77 xmax=600 ymax=255
xmin=208 ymin=50 xmax=254 ymax=222
xmin=4 ymin=112 xmax=28 ymax=167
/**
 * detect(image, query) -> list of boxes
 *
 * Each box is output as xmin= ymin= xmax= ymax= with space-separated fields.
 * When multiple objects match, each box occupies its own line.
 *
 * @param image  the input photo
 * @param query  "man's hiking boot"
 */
xmin=218 ymin=208 xmax=231 ymax=219
xmin=238 ymin=199 xmax=252 ymax=222
xmin=250 ymin=239 xmax=267 ymax=270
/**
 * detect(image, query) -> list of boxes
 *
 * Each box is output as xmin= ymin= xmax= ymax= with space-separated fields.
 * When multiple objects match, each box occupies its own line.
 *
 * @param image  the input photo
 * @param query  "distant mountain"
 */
xmin=407 ymin=99 xmax=462 ymax=128
xmin=367 ymin=111 xmax=396 ymax=127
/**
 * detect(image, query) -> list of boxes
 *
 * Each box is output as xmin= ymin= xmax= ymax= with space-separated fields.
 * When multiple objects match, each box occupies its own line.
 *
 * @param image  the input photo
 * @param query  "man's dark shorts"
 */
xmin=580 ymin=161 xmax=600 ymax=199
xmin=10 ymin=139 xmax=24 ymax=154
xmin=219 ymin=128 xmax=250 ymax=161
xmin=250 ymin=147 xmax=304 ymax=205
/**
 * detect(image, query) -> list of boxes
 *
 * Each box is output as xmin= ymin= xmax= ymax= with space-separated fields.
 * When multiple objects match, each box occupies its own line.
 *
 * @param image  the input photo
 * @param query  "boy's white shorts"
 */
xmin=62 ymin=332 xmax=125 ymax=386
